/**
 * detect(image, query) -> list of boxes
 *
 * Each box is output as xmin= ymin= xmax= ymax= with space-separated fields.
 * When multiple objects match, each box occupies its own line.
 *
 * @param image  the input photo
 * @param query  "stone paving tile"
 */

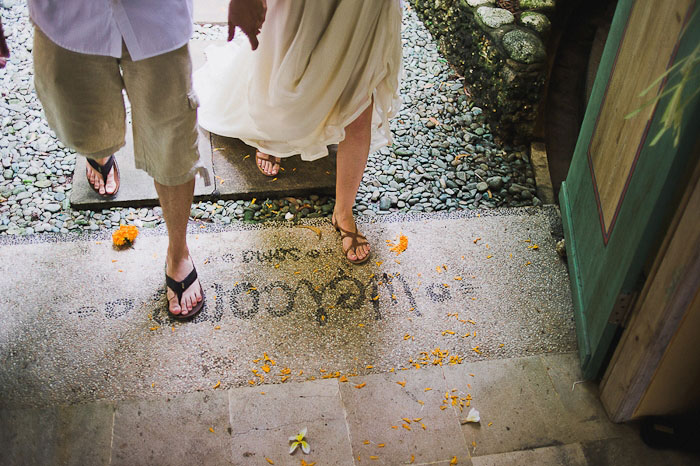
xmin=471 ymin=443 xmax=588 ymax=466
xmin=541 ymin=352 xmax=636 ymax=444
xmin=339 ymin=366 xmax=472 ymax=465
xmin=111 ymin=390 xmax=232 ymax=466
xmin=70 ymin=121 xmax=215 ymax=209
xmin=211 ymin=133 xmax=337 ymax=200
xmin=228 ymin=378 xmax=354 ymax=465
xmin=0 ymin=402 xmax=114 ymax=466
xmin=579 ymin=436 xmax=700 ymax=466
xmin=443 ymin=355 xmax=570 ymax=457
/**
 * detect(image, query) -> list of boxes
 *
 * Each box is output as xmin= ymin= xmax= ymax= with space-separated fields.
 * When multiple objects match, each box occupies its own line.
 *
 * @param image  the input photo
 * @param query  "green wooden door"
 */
xmin=560 ymin=0 xmax=700 ymax=379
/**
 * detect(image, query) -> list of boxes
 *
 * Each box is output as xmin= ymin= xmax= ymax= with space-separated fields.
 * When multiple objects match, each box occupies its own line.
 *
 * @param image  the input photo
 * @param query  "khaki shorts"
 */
xmin=33 ymin=27 xmax=209 ymax=186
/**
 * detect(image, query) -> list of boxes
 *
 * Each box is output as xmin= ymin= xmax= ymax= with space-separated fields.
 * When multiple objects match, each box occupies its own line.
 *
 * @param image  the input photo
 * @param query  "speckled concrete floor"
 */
xmin=0 ymin=207 xmax=575 ymax=409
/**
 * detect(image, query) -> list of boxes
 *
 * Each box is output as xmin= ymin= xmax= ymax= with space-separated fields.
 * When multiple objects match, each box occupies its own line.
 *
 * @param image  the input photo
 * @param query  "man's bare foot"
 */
xmin=86 ymin=156 xmax=119 ymax=196
xmin=332 ymin=211 xmax=371 ymax=263
xmin=256 ymin=151 xmax=281 ymax=177
xmin=165 ymin=254 xmax=203 ymax=317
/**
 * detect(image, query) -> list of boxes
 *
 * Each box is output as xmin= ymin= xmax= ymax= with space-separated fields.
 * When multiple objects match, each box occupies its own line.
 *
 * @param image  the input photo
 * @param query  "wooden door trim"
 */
xmin=600 ymin=142 xmax=700 ymax=422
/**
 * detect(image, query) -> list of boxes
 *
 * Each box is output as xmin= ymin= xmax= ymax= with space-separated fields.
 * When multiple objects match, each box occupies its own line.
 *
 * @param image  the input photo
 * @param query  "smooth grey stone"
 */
xmin=519 ymin=11 xmax=551 ymax=34
xmin=476 ymin=182 xmax=489 ymax=192
xmin=502 ymin=28 xmax=546 ymax=64
xmin=379 ymin=196 xmax=392 ymax=211
xmin=487 ymin=176 xmax=504 ymax=190
xmin=476 ymin=6 xmax=514 ymax=28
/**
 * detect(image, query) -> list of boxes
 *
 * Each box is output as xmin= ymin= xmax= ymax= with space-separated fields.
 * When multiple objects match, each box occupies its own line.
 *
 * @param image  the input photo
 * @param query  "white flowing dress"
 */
xmin=194 ymin=0 xmax=403 ymax=161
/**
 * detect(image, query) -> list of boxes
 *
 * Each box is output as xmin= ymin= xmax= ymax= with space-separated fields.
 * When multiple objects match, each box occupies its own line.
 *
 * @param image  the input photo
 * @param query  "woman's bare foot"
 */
xmin=332 ymin=210 xmax=370 ymax=263
xmin=165 ymin=254 xmax=203 ymax=317
xmin=86 ymin=156 xmax=119 ymax=196
xmin=256 ymin=151 xmax=281 ymax=177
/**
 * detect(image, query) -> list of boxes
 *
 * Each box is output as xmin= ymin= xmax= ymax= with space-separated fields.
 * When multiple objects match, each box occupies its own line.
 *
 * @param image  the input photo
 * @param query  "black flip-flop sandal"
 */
xmin=86 ymin=155 xmax=120 ymax=198
xmin=165 ymin=261 xmax=205 ymax=320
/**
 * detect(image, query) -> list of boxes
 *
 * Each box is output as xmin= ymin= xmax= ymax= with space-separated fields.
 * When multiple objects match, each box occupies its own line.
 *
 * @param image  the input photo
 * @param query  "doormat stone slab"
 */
xmin=69 ymin=125 xmax=215 ymax=210
xmin=211 ymin=134 xmax=337 ymax=200
xmin=0 ymin=207 xmax=576 ymax=408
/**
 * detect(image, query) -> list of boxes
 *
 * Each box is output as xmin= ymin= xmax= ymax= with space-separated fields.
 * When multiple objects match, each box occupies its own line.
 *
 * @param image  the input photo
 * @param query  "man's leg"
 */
xmin=154 ymin=179 xmax=202 ymax=315
xmin=120 ymin=43 xmax=206 ymax=316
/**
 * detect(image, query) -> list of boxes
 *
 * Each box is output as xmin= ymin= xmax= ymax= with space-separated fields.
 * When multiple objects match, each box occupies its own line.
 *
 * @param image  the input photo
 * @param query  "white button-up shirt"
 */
xmin=28 ymin=0 xmax=194 ymax=61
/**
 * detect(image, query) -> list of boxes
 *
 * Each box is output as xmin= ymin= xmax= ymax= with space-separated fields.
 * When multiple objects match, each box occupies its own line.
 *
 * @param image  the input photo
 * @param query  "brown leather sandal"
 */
xmin=332 ymin=214 xmax=371 ymax=265
xmin=255 ymin=151 xmax=281 ymax=177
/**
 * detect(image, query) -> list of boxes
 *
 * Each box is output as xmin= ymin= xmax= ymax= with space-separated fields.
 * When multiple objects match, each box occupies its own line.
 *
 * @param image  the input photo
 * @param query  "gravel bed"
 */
xmin=0 ymin=3 xmax=537 ymax=236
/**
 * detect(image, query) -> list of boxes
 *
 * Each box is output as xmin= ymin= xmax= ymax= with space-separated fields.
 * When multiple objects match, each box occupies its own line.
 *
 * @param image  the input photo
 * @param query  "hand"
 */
xmin=0 ymin=18 xmax=9 ymax=69
xmin=227 ymin=0 xmax=267 ymax=50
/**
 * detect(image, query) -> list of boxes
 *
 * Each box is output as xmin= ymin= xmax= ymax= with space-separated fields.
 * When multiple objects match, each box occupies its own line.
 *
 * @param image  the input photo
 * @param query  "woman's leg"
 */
xmin=333 ymin=101 xmax=373 ymax=262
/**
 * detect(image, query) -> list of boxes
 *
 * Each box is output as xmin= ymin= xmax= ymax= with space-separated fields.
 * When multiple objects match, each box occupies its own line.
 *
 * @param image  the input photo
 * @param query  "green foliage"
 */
xmin=625 ymin=13 xmax=700 ymax=147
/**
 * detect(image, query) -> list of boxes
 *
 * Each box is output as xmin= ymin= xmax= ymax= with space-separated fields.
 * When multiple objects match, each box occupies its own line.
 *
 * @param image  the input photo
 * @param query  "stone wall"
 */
xmin=409 ymin=0 xmax=555 ymax=143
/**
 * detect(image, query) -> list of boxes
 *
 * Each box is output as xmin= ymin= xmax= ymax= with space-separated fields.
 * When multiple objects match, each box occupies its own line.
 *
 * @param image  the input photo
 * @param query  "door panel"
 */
xmin=559 ymin=0 xmax=699 ymax=379
xmin=589 ymin=0 xmax=693 ymax=239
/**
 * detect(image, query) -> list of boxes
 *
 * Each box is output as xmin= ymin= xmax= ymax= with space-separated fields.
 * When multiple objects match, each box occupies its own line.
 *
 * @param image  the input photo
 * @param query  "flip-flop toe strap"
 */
xmin=87 ymin=155 xmax=115 ymax=183
xmin=165 ymin=266 xmax=198 ymax=305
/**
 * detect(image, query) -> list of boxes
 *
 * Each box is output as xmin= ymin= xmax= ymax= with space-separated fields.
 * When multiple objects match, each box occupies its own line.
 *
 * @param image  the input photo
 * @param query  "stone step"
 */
xmin=69 ymin=123 xmax=216 ymax=210
xmin=4 ymin=354 xmax=697 ymax=465
xmin=211 ymin=133 xmax=336 ymax=201
xmin=3 ymin=207 xmax=697 ymax=465
xmin=0 ymin=207 xmax=575 ymax=409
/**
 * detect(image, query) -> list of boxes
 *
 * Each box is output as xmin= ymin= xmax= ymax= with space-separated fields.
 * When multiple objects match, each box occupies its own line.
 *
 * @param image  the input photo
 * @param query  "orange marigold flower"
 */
xmin=388 ymin=233 xmax=408 ymax=255
xmin=112 ymin=224 xmax=139 ymax=248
